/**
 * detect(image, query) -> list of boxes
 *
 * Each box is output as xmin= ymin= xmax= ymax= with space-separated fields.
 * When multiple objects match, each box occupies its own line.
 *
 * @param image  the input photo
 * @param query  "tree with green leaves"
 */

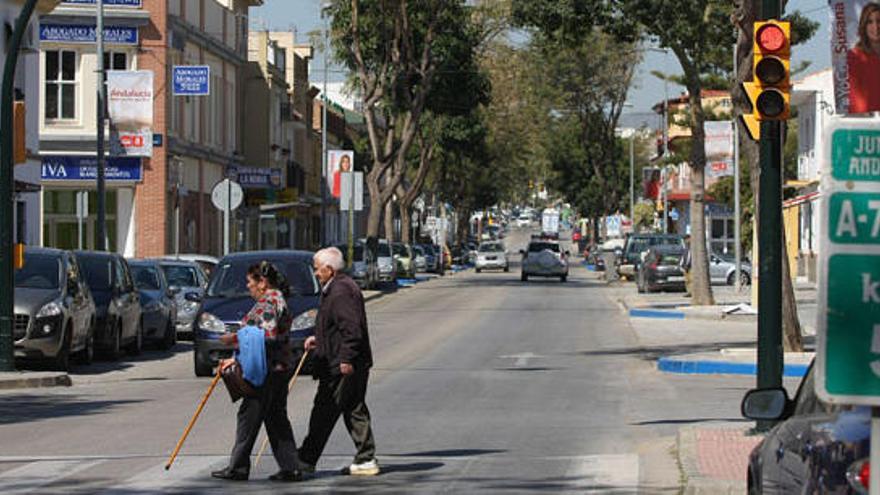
xmin=328 ymin=0 xmax=472 ymax=241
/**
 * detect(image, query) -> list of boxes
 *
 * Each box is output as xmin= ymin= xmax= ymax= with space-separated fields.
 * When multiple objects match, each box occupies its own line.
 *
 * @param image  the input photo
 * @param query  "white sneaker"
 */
xmin=345 ymin=459 xmax=380 ymax=476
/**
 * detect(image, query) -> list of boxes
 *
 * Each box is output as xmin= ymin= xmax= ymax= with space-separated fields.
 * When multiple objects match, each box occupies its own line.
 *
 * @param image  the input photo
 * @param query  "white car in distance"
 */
xmin=475 ymin=242 xmax=509 ymax=273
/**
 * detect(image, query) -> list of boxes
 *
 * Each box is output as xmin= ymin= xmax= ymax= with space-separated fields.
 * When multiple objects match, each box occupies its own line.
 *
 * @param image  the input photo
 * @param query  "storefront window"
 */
xmin=43 ymin=189 xmax=118 ymax=251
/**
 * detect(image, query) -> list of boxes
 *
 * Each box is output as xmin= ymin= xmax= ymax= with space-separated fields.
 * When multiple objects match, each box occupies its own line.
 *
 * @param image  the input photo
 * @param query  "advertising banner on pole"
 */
xmin=107 ymin=70 xmax=153 ymax=157
xmin=327 ymin=150 xmax=354 ymax=199
xmin=829 ymin=0 xmax=880 ymax=115
xmin=705 ymin=120 xmax=735 ymax=178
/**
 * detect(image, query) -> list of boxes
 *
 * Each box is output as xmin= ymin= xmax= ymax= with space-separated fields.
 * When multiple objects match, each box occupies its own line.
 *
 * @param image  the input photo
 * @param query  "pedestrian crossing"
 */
xmin=0 ymin=453 xmax=642 ymax=493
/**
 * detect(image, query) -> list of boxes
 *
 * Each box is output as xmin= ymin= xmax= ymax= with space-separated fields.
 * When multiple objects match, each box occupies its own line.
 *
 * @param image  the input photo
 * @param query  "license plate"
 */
xmin=486 ymin=256 xmax=496 ymax=260
xmin=667 ymin=276 xmax=684 ymax=282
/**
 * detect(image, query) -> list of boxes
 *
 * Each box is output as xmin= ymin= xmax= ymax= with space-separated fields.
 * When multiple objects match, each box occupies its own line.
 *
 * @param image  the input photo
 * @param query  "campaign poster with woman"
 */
xmin=327 ymin=150 xmax=354 ymax=199
xmin=831 ymin=0 xmax=880 ymax=114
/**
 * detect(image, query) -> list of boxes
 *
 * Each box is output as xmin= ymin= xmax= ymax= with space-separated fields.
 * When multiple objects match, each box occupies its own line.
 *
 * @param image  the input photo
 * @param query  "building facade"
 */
xmin=28 ymin=0 xmax=259 ymax=258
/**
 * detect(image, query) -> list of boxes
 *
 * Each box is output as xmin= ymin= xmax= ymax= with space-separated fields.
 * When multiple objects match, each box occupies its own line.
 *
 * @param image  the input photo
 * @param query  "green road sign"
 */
xmin=831 ymin=128 xmax=880 ymax=181
xmin=824 ymin=254 xmax=880 ymax=396
xmin=828 ymin=192 xmax=880 ymax=245
xmin=817 ymin=118 xmax=880 ymax=405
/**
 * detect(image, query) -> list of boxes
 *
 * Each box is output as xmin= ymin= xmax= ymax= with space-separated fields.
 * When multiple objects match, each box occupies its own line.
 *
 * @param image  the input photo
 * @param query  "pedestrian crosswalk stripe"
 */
xmin=565 ymin=454 xmax=640 ymax=491
xmin=0 ymin=459 xmax=104 ymax=494
xmin=100 ymin=455 xmax=226 ymax=494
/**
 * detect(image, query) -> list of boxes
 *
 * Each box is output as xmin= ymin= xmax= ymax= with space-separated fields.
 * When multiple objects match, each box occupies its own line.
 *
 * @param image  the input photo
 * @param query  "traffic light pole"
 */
xmin=0 ymin=0 xmax=39 ymax=371
xmin=756 ymin=0 xmax=784 ymax=431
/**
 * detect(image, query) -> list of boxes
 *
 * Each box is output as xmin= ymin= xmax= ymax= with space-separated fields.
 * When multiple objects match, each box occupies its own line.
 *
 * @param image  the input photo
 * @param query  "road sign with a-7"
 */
xmin=817 ymin=118 xmax=880 ymax=405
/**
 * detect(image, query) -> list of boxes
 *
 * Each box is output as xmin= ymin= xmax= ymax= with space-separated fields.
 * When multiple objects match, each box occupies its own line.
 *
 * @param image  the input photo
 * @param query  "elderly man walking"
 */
xmin=299 ymin=246 xmax=379 ymax=476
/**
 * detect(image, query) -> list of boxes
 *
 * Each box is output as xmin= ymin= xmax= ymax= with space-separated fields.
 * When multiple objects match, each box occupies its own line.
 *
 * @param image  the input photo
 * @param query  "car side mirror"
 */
xmin=519 ymin=249 xmax=525 ymax=255
xmin=741 ymin=388 xmax=791 ymax=421
xmin=168 ymin=285 xmax=181 ymax=295
xmin=185 ymin=292 xmax=203 ymax=303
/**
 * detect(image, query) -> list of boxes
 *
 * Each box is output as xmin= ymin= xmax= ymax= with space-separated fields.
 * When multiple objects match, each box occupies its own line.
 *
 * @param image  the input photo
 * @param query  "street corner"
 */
xmin=0 ymin=371 xmax=72 ymax=391
xmin=677 ymin=423 xmax=761 ymax=495
xmin=658 ymin=349 xmax=813 ymax=377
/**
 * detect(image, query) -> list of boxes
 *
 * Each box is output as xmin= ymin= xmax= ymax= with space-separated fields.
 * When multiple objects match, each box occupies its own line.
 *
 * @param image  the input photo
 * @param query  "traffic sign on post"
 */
xmin=211 ymin=179 xmax=243 ymax=255
xmin=817 ymin=119 xmax=880 ymax=405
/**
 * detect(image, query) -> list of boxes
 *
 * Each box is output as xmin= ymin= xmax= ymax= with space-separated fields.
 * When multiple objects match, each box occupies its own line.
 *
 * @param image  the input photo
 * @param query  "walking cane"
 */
xmin=253 ymin=349 xmax=310 ymax=469
xmin=165 ymin=369 xmax=223 ymax=470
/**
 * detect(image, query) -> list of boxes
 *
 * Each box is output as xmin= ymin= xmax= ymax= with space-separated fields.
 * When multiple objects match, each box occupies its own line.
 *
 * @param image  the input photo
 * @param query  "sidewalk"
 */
xmin=677 ymin=423 xmax=762 ymax=495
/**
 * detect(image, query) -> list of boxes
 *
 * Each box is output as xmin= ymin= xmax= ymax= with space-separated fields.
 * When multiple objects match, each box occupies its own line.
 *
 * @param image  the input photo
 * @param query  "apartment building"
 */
xmin=30 ymin=0 xmax=259 ymax=257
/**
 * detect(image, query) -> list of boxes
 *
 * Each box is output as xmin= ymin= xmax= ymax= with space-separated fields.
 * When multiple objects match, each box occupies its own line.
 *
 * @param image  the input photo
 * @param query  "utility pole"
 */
xmin=629 ymin=132 xmax=634 ymax=225
xmin=733 ymin=37 xmax=742 ymax=292
xmin=0 ymin=0 xmax=39 ymax=371
xmin=96 ymin=0 xmax=107 ymax=251
xmin=319 ymin=4 xmax=329 ymax=247
xmin=756 ymin=0 xmax=784 ymax=431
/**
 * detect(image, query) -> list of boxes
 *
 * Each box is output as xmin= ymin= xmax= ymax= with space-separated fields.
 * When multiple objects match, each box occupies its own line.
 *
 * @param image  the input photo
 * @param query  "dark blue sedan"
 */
xmin=129 ymin=260 xmax=178 ymax=350
xmin=192 ymin=251 xmax=320 ymax=377
xmin=742 ymin=361 xmax=870 ymax=494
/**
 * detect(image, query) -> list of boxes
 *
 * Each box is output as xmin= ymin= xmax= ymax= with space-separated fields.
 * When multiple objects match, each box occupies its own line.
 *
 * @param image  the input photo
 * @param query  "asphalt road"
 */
xmin=0 ymin=228 xmax=759 ymax=494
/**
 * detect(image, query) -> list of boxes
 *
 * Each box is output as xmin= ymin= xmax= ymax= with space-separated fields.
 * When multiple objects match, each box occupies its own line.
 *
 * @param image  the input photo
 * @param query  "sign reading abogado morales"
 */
xmin=108 ymin=71 xmax=153 ymax=157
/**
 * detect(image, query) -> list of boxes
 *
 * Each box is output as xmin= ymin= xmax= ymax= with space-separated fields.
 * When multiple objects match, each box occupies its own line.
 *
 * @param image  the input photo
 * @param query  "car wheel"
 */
xmin=105 ymin=321 xmax=122 ymax=361
xmin=127 ymin=319 xmax=143 ymax=356
xmin=560 ymin=275 xmax=567 ymax=282
xmin=160 ymin=319 xmax=176 ymax=351
xmin=76 ymin=322 xmax=95 ymax=365
xmin=194 ymin=351 xmax=214 ymax=377
xmin=476 ymin=268 xmax=481 ymax=273
xmin=728 ymin=271 xmax=751 ymax=286
xmin=521 ymin=273 xmax=528 ymax=282
xmin=503 ymin=265 xmax=509 ymax=272
xmin=53 ymin=324 xmax=72 ymax=372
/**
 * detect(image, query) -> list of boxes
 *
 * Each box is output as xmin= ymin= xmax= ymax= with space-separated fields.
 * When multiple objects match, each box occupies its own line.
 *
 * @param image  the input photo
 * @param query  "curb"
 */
xmin=677 ymin=427 xmax=746 ymax=495
xmin=658 ymin=357 xmax=809 ymax=377
xmin=0 ymin=373 xmax=72 ymax=391
xmin=629 ymin=308 xmax=686 ymax=319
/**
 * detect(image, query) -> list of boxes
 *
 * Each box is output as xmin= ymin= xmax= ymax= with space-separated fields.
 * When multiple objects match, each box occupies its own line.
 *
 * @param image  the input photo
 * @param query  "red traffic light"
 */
xmin=756 ymin=24 xmax=786 ymax=52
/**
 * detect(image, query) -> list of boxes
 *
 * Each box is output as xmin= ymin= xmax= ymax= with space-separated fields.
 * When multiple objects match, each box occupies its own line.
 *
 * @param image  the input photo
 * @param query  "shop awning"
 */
xmin=15 ymin=180 xmax=41 ymax=193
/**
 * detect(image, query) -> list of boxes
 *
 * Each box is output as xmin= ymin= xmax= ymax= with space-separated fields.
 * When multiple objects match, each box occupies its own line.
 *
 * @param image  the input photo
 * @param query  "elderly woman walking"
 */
xmin=212 ymin=261 xmax=303 ymax=483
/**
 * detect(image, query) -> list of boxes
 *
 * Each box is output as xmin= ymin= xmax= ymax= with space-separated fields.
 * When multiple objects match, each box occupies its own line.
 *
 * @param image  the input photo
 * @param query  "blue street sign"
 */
xmin=39 ymin=24 xmax=138 ymax=45
xmin=228 ymin=166 xmax=283 ymax=189
xmin=172 ymin=66 xmax=210 ymax=96
xmin=153 ymin=134 xmax=163 ymax=147
xmin=41 ymin=156 xmax=142 ymax=182
xmin=61 ymin=0 xmax=142 ymax=6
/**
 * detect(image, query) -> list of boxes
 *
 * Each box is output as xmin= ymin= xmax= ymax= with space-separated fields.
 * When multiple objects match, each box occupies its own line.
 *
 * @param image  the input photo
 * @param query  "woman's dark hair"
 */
xmin=247 ymin=261 xmax=290 ymax=297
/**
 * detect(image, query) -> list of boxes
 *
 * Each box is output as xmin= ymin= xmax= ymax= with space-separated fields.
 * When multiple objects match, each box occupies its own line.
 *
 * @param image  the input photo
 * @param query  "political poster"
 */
xmin=705 ymin=120 xmax=734 ymax=178
xmin=107 ymin=70 xmax=153 ymax=157
xmin=830 ymin=0 xmax=880 ymax=114
xmin=327 ymin=150 xmax=354 ymax=199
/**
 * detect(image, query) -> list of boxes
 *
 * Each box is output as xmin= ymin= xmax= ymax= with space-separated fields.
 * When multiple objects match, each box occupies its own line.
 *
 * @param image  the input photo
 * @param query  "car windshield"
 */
xmin=161 ymin=264 xmax=200 ymax=287
xmin=480 ymin=243 xmax=502 ymax=252
xmin=412 ymin=246 xmax=424 ymax=256
xmin=529 ymin=242 xmax=560 ymax=253
xmin=78 ymin=255 xmax=114 ymax=291
xmin=131 ymin=265 xmax=162 ymax=291
xmin=14 ymin=254 xmax=61 ymax=290
xmin=392 ymin=244 xmax=407 ymax=256
xmin=378 ymin=243 xmax=391 ymax=257
xmin=207 ymin=258 xmax=318 ymax=297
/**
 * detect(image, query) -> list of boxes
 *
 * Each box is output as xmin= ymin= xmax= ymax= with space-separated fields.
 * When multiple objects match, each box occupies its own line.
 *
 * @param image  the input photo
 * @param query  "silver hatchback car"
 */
xmin=520 ymin=240 xmax=569 ymax=282
xmin=14 ymin=247 xmax=96 ymax=370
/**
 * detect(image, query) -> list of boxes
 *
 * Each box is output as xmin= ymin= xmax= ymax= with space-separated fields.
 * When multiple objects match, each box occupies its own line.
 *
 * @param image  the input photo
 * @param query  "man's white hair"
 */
xmin=315 ymin=247 xmax=345 ymax=272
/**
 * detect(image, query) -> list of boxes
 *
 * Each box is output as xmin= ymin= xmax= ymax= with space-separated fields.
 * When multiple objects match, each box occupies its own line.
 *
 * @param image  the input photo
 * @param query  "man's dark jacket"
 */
xmin=314 ymin=274 xmax=373 ymax=377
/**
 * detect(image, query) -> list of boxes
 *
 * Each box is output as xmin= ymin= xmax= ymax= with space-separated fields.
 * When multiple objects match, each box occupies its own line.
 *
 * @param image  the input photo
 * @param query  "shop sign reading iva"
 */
xmin=41 ymin=156 xmax=142 ymax=182
xmin=816 ymin=118 xmax=880 ymax=406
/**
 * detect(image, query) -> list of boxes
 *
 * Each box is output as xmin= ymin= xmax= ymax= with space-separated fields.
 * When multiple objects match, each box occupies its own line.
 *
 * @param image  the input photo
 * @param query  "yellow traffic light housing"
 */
xmin=741 ymin=20 xmax=791 ymax=140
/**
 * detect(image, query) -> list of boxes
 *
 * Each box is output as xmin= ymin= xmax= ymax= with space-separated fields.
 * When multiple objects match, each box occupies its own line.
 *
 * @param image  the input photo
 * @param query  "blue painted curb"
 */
xmin=658 ymin=357 xmax=809 ymax=377
xmin=629 ymin=308 xmax=686 ymax=319
xmin=396 ymin=279 xmax=417 ymax=287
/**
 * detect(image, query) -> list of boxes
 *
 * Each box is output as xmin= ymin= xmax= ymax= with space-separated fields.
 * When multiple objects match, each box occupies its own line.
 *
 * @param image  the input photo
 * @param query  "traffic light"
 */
xmin=741 ymin=20 xmax=791 ymax=140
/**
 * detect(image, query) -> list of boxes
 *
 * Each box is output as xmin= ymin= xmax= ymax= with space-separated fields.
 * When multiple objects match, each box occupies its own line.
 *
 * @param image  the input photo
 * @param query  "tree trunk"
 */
xmin=682 ymin=76 xmax=715 ymax=306
xmin=733 ymin=0 xmax=802 ymax=349
xmin=400 ymin=203 xmax=412 ymax=244
xmin=384 ymin=199 xmax=395 ymax=241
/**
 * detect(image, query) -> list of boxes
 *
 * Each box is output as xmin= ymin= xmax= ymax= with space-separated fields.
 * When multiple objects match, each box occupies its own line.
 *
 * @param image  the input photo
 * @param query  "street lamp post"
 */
xmin=320 ymin=4 xmax=330 ymax=247
xmin=96 ymin=0 xmax=107 ymax=251
xmin=1 ymin=0 xmax=40 ymax=370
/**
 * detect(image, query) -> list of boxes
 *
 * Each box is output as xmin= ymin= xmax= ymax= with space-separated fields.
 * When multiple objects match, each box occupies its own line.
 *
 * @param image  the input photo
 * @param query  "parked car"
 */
xmin=412 ymin=245 xmax=428 ymax=272
xmin=521 ymin=240 xmax=569 ymax=282
xmin=709 ymin=252 xmax=752 ymax=286
xmin=516 ymin=214 xmax=532 ymax=228
xmin=636 ymin=246 xmax=687 ymax=293
xmin=162 ymin=254 xmax=219 ymax=278
xmin=338 ymin=241 xmax=378 ymax=290
xmin=392 ymin=242 xmax=416 ymax=279
xmin=76 ymin=251 xmax=143 ymax=359
xmin=617 ymin=234 xmax=685 ymax=280
xmin=375 ymin=239 xmax=397 ymax=284
xmin=157 ymin=259 xmax=208 ymax=338
xmin=14 ymin=247 xmax=96 ymax=370
xmin=742 ymin=360 xmax=870 ymax=494
xmin=475 ymin=242 xmax=509 ymax=272
xmin=419 ymin=243 xmax=439 ymax=273
xmin=192 ymin=250 xmax=321 ymax=377
xmin=129 ymin=260 xmax=178 ymax=350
